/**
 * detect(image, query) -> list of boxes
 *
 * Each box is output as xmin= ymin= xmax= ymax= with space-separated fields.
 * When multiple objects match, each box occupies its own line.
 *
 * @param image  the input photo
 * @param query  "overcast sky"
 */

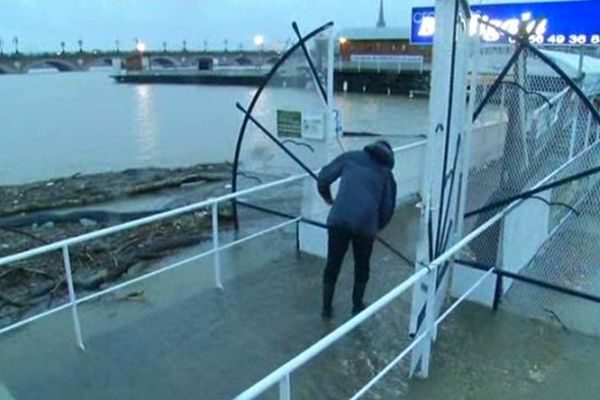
xmin=0 ymin=0 xmax=437 ymax=52
xmin=0 ymin=0 xmax=560 ymax=53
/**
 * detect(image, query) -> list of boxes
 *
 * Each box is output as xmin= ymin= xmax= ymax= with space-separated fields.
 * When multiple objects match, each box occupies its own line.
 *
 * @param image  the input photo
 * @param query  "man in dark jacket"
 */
xmin=317 ymin=140 xmax=397 ymax=318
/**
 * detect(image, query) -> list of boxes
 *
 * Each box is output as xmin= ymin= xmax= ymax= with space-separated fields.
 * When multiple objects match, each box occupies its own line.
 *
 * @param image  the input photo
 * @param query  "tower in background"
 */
xmin=376 ymin=0 xmax=386 ymax=28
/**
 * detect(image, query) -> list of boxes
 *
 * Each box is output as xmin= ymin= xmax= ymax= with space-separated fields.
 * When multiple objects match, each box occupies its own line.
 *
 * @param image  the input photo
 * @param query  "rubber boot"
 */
xmin=352 ymin=280 xmax=368 ymax=315
xmin=322 ymin=282 xmax=335 ymax=319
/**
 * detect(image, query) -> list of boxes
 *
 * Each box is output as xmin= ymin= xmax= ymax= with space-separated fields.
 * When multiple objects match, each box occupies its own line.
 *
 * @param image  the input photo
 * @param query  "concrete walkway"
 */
xmin=0 ymin=205 xmax=599 ymax=399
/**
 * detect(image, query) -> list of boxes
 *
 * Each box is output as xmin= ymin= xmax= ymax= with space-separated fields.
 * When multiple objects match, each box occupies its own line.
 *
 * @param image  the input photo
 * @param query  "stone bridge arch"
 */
xmin=0 ymin=64 xmax=17 ymax=74
xmin=23 ymin=58 xmax=80 ymax=72
xmin=150 ymin=56 xmax=180 ymax=68
xmin=85 ymin=57 xmax=114 ymax=69
xmin=234 ymin=55 xmax=254 ymax=66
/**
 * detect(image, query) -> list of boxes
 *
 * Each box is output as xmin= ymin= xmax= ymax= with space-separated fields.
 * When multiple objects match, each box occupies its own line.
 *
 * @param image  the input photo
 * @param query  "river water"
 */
xmin=0 ymin=69 xmax=428 ymax=185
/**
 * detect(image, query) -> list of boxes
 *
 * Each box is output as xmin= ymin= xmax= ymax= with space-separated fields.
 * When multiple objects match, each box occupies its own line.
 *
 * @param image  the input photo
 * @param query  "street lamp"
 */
xmin=0 ymin=39 xmax=4 ymax=56
xmin=182 ymin=40 xmax=187 ymax=52
xmin=253 ymin=35 xmax=265 ymax=48
xmin=223 ymin=38 xmax=228 ymax=52
xmin=203 ymin=40 xmax=208 ymax=52
xmin=12 ymin=37 xmax=19 ymax=55
xmin=115 ymin=39 xmax=120 ymax=53
xmin=60 ymin=41 xmax=66 ymax=54
xmin=254 ymin=35 xmax=265 ymax=67
xmin=163 ymin=41 xmax=167 ymax=53
xmin=77 ymin=39 xmax=83 ymax=53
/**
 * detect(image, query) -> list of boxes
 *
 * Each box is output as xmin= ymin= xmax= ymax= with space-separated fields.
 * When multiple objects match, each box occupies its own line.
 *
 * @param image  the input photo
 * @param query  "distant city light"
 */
xmin=136 ymin=41 xmax=147 ymax=52
xmin=339 ymin=37 xmax=348 ymax=44
xmin=253 ymin=35 xmax=265 ymax=46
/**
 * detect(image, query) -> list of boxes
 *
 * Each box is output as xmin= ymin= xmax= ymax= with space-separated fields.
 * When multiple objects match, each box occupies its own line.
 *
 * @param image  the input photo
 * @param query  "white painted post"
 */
xmin=416 ymin=264 xmax=437 ymax=378
xmin=212 ymin=202 xmax=224 ymax=290
xmin=62 ymin=245 xmax=85 ymax=350
xmin=409 ymin=0 xmax=471 ymax=378
xmin=279 ymin=374 xmax=291 ymax=400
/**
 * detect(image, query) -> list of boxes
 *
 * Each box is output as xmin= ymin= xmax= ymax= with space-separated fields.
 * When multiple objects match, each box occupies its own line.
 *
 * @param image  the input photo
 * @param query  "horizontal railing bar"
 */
xmin=0 ymin=175 xmax=308 ymax=268
xmin=0 ymin=141 xmax=425 ymax=269
xmin=0 ymin=302 xmax=72 ymax=336
xmin=234 ymin=267 xmax=430 ymax=400
xmin=75 ymin=218 xmax=300 ymax=305
xmin=349 ymin=267 xmax=494 ymax=400
xmin=433 ymin=139 xmax=600 ymax=268
xmin=0 ymin=218 xmax=299 ymax=336
xmin=455 ymin=259 xmax=600 ymax=305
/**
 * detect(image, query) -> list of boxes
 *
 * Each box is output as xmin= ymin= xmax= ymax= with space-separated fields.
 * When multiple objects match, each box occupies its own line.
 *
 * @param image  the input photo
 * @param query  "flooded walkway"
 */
xmin=0 ymin=205 xmax=599 ymax=399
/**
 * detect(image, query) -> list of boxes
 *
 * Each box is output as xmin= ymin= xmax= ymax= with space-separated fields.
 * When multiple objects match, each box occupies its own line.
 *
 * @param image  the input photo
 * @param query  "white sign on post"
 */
xmin=302 ymin=112 xmax=326 ymax=140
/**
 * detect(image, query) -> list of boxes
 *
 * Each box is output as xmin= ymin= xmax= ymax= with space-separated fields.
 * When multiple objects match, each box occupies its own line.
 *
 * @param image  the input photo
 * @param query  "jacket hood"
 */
xmin=364 ymin=141 xmax=394 ymax=169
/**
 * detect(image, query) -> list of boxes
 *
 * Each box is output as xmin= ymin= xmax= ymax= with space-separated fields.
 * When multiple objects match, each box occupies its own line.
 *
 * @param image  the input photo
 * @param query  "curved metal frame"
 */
xmin=230 ymin=21 xmax=334 ymax=228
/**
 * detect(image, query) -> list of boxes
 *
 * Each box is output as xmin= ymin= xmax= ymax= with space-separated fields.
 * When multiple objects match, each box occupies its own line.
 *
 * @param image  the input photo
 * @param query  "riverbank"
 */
xmin=0 ymin=163 xmax=233 ymax=327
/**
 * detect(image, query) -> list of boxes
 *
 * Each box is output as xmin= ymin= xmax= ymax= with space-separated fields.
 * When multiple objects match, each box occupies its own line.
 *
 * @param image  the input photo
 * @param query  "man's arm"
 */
xmin=378 ymin=172 xmax=397 ymax=230
xmin=317 ymin=154 xmax=346 ymax=204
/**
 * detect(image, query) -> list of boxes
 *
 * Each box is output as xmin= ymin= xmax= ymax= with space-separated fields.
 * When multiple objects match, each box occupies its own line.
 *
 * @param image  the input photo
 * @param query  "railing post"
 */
xmin=417 ymin=263 xmax=437 ymax=378
xmin=279 ymin=374 xmax=291 ymax=400
xmin=212 ymin=202 xmax=224 ymax=290
xmin=492 ymin=271 xmax=503 ymax=311
xmin=62 ymin=245 xmax=85 ymax=350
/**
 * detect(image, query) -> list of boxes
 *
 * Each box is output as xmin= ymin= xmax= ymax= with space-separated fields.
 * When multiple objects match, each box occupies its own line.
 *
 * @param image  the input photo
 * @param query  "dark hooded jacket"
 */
xmin=317 ymin=141 xmax=397 ymax=238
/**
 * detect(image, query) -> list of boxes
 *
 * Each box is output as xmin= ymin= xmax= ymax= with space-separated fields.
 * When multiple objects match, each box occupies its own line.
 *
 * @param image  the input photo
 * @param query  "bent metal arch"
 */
xmin=230 ymin=21 xmax=334 ymax=229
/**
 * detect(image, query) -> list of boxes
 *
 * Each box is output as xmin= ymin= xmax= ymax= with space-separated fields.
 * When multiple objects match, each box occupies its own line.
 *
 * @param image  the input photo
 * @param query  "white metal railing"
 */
xmin=235 ymin=230 xmax=496 ymax=400
xmin=0 ymin=141 xmax=426 ymax=351
xmin=235 ymin=128 xmax=600 ymax=399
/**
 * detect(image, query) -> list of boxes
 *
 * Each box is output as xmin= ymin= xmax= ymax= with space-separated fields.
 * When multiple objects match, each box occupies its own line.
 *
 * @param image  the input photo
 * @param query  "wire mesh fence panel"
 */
xmin=460 ymin=29 xmax=600 ymax=334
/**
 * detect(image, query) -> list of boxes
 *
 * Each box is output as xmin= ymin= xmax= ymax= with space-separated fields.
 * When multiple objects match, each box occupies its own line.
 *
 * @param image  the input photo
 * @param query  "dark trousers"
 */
xmin=322 ymin=227 xmax=375 ymax=310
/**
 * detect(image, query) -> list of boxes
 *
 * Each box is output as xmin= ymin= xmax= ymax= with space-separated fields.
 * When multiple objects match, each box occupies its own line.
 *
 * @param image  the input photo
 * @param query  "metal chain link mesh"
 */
xmin=461 ymin=39 xmax=600 ymax=334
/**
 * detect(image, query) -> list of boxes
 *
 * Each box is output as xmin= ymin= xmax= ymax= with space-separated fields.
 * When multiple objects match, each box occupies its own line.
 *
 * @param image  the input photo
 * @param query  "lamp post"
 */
xmin=254 ymin=35 xmax=265 ymax=67
xmin=77 ymin=39 xmax=83 ymax=53
xmin=203 ymin=39 xmax=208 ymax=52
xmin=223 ymin=38 xmax=228 ymax=52
xmin=115 ymin=39 xmax=120 ymax=53
xmin=60 ymin=41 xmax=66 ymax=55
xmin=182 ymin=40 xmax=187 ymax=52
xmin=12 ymin=37 xmax=19 ymax=55
xmin=0 ymin=39 xmax=4 ymax=56
xmin=163 ymin=41 xmax=167 ymax=53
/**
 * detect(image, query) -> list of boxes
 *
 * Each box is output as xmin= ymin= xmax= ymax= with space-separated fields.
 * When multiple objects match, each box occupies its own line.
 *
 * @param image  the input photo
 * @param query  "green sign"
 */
xmin=277 ymin=110 xmax=302 ymax=138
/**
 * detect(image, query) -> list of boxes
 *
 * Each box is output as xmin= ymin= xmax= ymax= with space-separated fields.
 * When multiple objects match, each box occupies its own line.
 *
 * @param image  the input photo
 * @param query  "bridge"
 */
xmin=0 ymin=49 xmax=281 ymax=74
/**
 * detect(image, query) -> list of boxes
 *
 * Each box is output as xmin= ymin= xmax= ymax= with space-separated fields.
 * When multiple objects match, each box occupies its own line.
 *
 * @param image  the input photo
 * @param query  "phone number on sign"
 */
xmin=525 ymin=34 xmax=600 ymax=45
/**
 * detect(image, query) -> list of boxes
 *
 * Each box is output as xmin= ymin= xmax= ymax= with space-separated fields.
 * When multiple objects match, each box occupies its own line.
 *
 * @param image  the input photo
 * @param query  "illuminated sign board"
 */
xmin=411 ymin=0 xmax=600 ymax=45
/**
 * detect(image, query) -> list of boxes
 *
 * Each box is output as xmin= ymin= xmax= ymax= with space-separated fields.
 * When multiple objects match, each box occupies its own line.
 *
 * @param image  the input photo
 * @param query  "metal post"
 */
xmin=492 ymin=272 xmax=503 ymax=311
xmin=417 ymin=264 xmax=437 ymax=378
xmin=62 ymin=245 xmax=85 ymax=350
xmin=212 ymin=202 xmax=224 ymax=290
xmin=295 ymin=220 xmax=300 ymax=257
xmin=279 ymin=374 xmax=291 ymax=400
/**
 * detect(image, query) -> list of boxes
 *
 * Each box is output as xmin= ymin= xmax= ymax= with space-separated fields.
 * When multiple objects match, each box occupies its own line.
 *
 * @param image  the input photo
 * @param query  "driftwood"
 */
xmin=0 ymin=164 xmax=235 ymax=325
xmin=0 ymin=163 xmax=232 ymax=218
